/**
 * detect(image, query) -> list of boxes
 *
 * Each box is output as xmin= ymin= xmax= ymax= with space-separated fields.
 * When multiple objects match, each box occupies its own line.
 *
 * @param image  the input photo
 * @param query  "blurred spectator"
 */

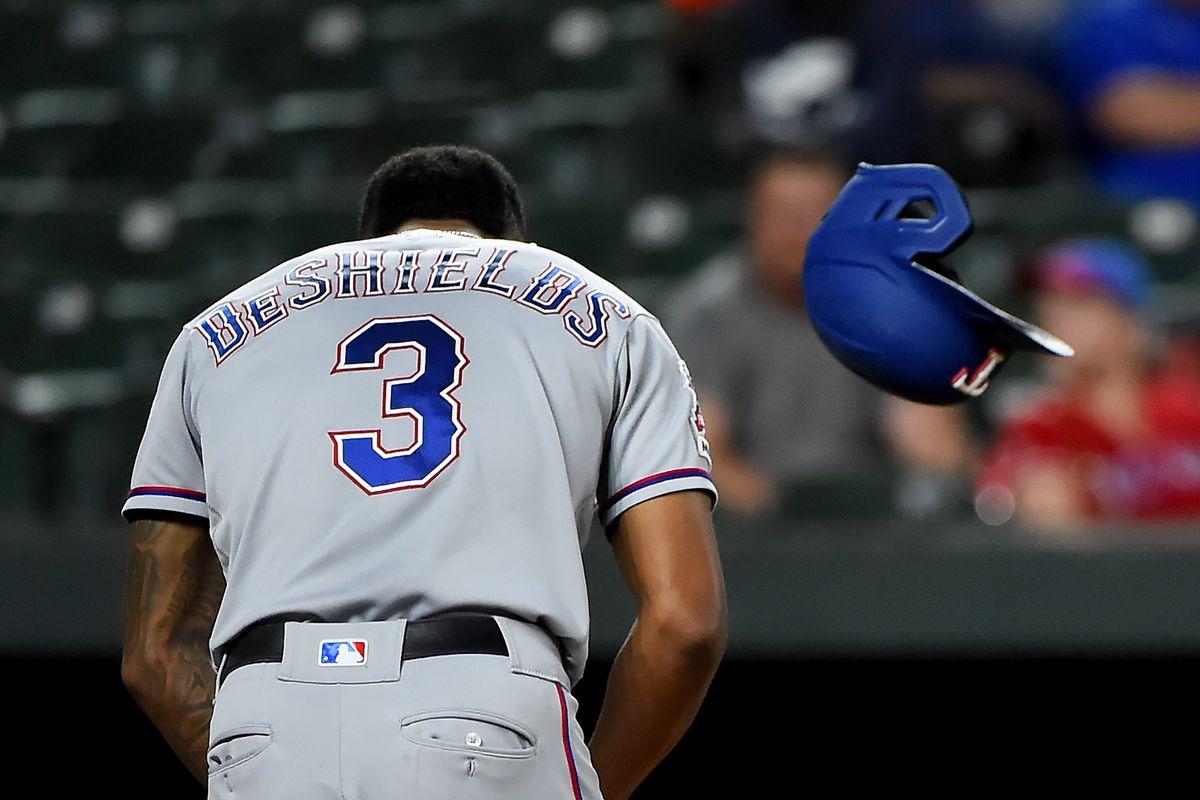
xmin=737 ymin=0 xmax=1068 ymax=180
xmin=977 ymin=239 xmax=1200 ymax=530
xmin=884 ymin=398 xmax=974 ymax=518
xmin=848 ymin=0 xmax=1038 ymax=166
xmin=1060 ymin=0 xmax=1200 ymax=207
xmin=665 ymin=149 xmax=880 ymax=514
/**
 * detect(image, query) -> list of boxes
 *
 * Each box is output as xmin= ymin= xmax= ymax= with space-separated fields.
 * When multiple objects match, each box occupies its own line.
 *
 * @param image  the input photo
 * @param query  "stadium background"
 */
xmin=3 ymin=0 xmax=1197 ymax=791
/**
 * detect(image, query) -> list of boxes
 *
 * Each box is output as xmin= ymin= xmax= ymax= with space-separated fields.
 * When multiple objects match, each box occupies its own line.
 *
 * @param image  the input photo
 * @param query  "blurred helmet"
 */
xmin=803 ymin=163 xmax=1073 ymax=405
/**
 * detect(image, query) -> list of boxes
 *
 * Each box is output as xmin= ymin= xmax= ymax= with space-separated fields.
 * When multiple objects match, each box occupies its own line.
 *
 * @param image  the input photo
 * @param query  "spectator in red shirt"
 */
xmin=977 ymin=239 xmax=1200 ymax=530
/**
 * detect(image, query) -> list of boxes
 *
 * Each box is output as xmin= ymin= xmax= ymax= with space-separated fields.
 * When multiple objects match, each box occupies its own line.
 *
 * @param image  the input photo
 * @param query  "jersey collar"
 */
xmin=396 ymin=228 xmax=482 ymax=240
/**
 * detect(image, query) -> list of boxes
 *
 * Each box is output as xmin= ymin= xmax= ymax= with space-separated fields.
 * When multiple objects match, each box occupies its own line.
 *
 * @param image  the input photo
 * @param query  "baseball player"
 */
xmin=120 ymin=145 xmax=726 ymax=800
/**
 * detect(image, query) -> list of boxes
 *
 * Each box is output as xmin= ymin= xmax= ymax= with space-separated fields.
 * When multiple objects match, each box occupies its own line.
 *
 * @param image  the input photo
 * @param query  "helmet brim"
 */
xmin=913 ymin=262 xmax=1076 ymax=358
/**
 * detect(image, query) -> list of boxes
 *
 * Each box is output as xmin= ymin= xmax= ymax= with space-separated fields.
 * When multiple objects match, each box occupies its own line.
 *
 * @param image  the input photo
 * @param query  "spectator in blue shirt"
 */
xmin=1060 ymin=0 xmax=1200 ymax=207
xmin=738 ymin=0 xmax=1062 ymax=168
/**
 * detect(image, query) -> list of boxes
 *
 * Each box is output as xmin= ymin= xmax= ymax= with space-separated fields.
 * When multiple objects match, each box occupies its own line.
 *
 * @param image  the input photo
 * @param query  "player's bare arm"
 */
xmin=589 ymin=490 xmax=727 ymax=800
xmin=120 ymin=514 xmax=223 ymax=785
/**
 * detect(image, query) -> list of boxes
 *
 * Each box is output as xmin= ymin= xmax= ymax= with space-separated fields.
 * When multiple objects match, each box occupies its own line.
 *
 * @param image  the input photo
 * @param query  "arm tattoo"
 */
xmin=123 ymin=516 xmax=224 ymax=785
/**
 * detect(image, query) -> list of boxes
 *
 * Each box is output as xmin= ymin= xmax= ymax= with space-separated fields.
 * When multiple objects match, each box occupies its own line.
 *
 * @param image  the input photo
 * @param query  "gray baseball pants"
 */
xmin=205 ymin=617 xmax=603 ymax=799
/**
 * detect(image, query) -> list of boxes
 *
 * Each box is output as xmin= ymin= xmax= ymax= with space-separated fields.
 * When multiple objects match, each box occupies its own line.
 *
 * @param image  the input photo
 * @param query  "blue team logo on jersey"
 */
xmin=318 ymin=639 xmax=368 ymax=666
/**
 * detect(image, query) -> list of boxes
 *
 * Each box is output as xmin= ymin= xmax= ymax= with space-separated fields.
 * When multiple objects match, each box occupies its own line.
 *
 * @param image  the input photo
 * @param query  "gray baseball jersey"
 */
xmin=123 ymin=228 xmax=717 ymax=684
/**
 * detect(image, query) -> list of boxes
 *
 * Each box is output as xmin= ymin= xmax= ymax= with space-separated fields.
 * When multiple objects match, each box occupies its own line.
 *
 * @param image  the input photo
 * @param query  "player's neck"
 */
xmin=395 ymin=219 xmax=484 ymax=238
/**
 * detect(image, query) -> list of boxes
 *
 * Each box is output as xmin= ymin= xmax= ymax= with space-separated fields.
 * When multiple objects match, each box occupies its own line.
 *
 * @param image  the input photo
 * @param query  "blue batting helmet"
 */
xmin=803 ymin=163 xmax=1073 ymax=405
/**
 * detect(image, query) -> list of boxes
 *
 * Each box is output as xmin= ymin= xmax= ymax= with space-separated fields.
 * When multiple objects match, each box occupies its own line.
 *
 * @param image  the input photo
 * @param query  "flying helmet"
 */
xmin=803 ymin=163 xmax=1073 ymax=405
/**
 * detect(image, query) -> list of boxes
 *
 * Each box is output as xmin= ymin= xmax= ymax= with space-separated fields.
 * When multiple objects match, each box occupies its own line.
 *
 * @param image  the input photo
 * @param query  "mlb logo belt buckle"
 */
xmin=318 ymin=639 xmax=368 ymax=666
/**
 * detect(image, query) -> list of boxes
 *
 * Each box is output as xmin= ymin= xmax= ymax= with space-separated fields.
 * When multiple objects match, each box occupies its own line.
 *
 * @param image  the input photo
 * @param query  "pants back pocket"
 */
xmin=208 ymin=724 xmax=273 ymax=777
xmin=400 ymin=711 xmax=536 ymax=759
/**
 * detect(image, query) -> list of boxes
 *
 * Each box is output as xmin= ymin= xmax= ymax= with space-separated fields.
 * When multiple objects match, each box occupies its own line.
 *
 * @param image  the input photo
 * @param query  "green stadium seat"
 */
xmin=0 ymin=89 xmax=123 ymax=178
xmin=360 ymin=109 xmax=478 ymax=162
xmin=219 ymin=92 xmax=380 ymax=181
xmin=167 ymin=215 xmax=267 ymax=295
xmin=0 ymin=288 xmax=39 ymax=373
xmin=371 ymin=2 xmax=502 ymax=105
xmin=0 ymin=410 xmax=34 ymax=515
xmin=776 ymin=471 xmax=900 ymax=522
xmin=488 ymin=97 xmax=641 ymax=205
xmin=615 ymin=190 xmax=740 ymax=278
xmin=75 ymin=111 xmax=217 ymax=187
xmin=444 ymin=16 xmax=549 ymax=98
xmin=166 ymin=179 xmax=305 ymax=294
xmin=0 ymin=390 xmax=135 ymax=518
xmin=119 ymin=2 xmax=221 ymax=104
xmin=528 ymin=5 xmax=670 ymax=96
xmin=61 ymin=401 xmax=136 ymax=515
xmin=0 ymin=206 xmax=165 ymax=284
xmin=0 ymin=8 xmax=124 ymax=94
xmin=257 ymin=203 xmax=359 ymax=265
xmin=218 ymin=7 xmax=387 ymax=93
xmin=525 ymin=198 xmax=627 ymax=275
xmin=623 ymin=111 xmax=746 ymax=196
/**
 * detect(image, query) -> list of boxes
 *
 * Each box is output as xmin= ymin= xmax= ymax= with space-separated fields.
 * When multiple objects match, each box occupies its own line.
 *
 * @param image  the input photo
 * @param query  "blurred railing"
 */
xmin=7 ymin=514 xmax=1200 ymax=657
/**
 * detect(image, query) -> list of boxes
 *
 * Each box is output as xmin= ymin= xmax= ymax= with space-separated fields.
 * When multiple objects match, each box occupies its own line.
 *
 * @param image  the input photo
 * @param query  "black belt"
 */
xmin=218 ymin=614 xmax=508 ymax=688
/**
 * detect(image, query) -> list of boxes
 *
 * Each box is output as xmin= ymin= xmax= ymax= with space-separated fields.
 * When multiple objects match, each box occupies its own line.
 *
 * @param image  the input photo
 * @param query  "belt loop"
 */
xmin=215 ymin=652 xmax=229 ymax=693
xmin=493 ymin=615 xmax=520 ymax=670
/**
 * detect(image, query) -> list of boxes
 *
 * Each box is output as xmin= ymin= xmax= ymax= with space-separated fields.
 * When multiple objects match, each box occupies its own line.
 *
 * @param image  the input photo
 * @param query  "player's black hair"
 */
xmin=358 ymin=145 xmax=526 ymax=240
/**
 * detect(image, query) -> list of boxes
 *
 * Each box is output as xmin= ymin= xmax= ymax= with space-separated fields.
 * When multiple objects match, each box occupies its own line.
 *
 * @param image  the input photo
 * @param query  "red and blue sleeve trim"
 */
xmin=128 ymin=485 xmax=207 ymax=502
xmin=600 ymin=468 xmax=712 ymax=514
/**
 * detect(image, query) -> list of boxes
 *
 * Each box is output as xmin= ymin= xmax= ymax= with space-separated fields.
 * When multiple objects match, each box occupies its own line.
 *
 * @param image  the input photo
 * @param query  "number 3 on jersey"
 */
xmin=329 ymin=315 xmax=468 ymax=494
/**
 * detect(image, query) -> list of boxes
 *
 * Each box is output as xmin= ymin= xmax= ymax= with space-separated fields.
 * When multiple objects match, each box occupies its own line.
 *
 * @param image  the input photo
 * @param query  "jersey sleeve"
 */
xmin=599 ymin=315 xmax=718 ymax=527
xmin=121 ymin=329 xmax=208 ymax=522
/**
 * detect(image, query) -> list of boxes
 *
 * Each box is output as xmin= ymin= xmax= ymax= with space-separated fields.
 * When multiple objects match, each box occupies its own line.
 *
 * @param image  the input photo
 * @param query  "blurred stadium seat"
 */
xmin=0 ymin=4 xmax=123 ymax=91
xmin=74 ymin=110 xmax=216 ymax=187
xmin=167 ymin=178 xmax=286 ymax=291
xmin=0 ymin=89 xmax=124 ymax=178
